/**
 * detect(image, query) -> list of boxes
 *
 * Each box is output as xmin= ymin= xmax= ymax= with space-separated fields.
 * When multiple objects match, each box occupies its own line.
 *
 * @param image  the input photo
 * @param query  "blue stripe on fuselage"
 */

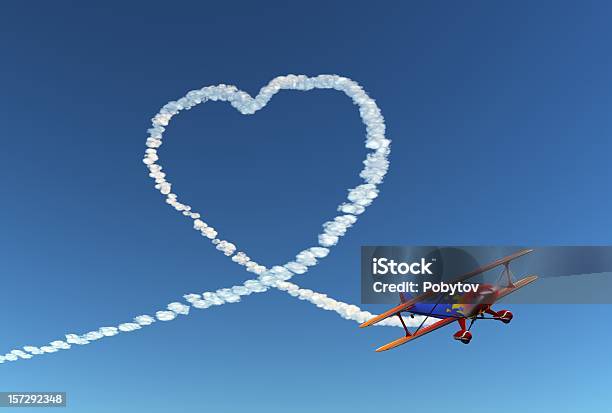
xmin=407 ymin=302 xmax=469 ymax=318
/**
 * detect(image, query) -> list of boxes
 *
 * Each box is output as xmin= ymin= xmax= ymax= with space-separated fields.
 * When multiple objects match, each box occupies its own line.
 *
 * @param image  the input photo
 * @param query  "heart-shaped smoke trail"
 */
xmin=1 ymin=75 xmax=432 ymax=364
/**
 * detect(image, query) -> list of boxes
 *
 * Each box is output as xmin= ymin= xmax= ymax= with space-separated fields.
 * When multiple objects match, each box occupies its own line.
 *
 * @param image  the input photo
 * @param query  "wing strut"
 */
xmin=396 ymin=313 xmax=411 ymax=337
xmin=412 ymin=292 xmax=446 ymax=335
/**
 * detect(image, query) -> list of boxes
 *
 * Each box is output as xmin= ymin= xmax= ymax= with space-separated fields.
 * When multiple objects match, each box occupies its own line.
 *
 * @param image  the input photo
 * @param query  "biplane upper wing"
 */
xmin=359 ymin=248 xmax=533 ymax=328
xmin=375 ymin=317 xmax=456 ymax=352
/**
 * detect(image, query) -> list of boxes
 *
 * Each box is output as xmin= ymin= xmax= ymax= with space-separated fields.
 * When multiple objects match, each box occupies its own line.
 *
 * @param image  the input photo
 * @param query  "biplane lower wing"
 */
xmin=375 ymin=317 xmax=456 ymax=352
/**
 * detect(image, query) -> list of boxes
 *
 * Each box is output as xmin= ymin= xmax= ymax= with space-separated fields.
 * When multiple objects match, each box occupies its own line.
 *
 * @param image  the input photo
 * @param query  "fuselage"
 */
xmin=401 ymin=283 xmax=501 ymax=319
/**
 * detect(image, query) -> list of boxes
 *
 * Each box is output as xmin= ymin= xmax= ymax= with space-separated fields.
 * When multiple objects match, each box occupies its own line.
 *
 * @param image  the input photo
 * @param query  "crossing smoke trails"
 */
xmin=1 ymin=75 xmax=432 ymax=363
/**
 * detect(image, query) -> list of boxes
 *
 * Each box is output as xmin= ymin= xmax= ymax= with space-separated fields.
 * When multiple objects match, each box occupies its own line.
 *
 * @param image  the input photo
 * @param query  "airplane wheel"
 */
xmin=453 ymin=330 xmax=472 ymax=344
xmin=498 ymin=310 xmax=513 ymax=324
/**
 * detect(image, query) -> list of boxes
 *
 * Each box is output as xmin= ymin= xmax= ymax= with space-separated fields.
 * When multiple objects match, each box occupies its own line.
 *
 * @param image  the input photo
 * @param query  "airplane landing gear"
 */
xmin=453 ymin=318 xmax=473 ymax=344
xmin=453 ymin=329 xmax=472 ymax=344
xmin=496 ymin=309 xmax=513 ymax=324
xmin=485 ymin=307 xmax=513 ymax=324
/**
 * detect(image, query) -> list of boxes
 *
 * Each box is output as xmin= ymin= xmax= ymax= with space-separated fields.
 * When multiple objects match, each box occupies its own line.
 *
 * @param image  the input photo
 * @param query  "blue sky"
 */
xmin=1 ymin=1 xmax=611 ymax=411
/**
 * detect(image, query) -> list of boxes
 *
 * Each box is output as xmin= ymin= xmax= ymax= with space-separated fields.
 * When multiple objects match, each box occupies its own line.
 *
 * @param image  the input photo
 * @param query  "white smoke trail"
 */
xmin=1 ymin=75 xmax=431 ymax=364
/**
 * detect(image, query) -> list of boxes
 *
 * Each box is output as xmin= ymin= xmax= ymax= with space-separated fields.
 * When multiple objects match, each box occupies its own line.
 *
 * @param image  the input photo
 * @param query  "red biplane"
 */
xmin=360 ymin=249 xmax=538 ymax=351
